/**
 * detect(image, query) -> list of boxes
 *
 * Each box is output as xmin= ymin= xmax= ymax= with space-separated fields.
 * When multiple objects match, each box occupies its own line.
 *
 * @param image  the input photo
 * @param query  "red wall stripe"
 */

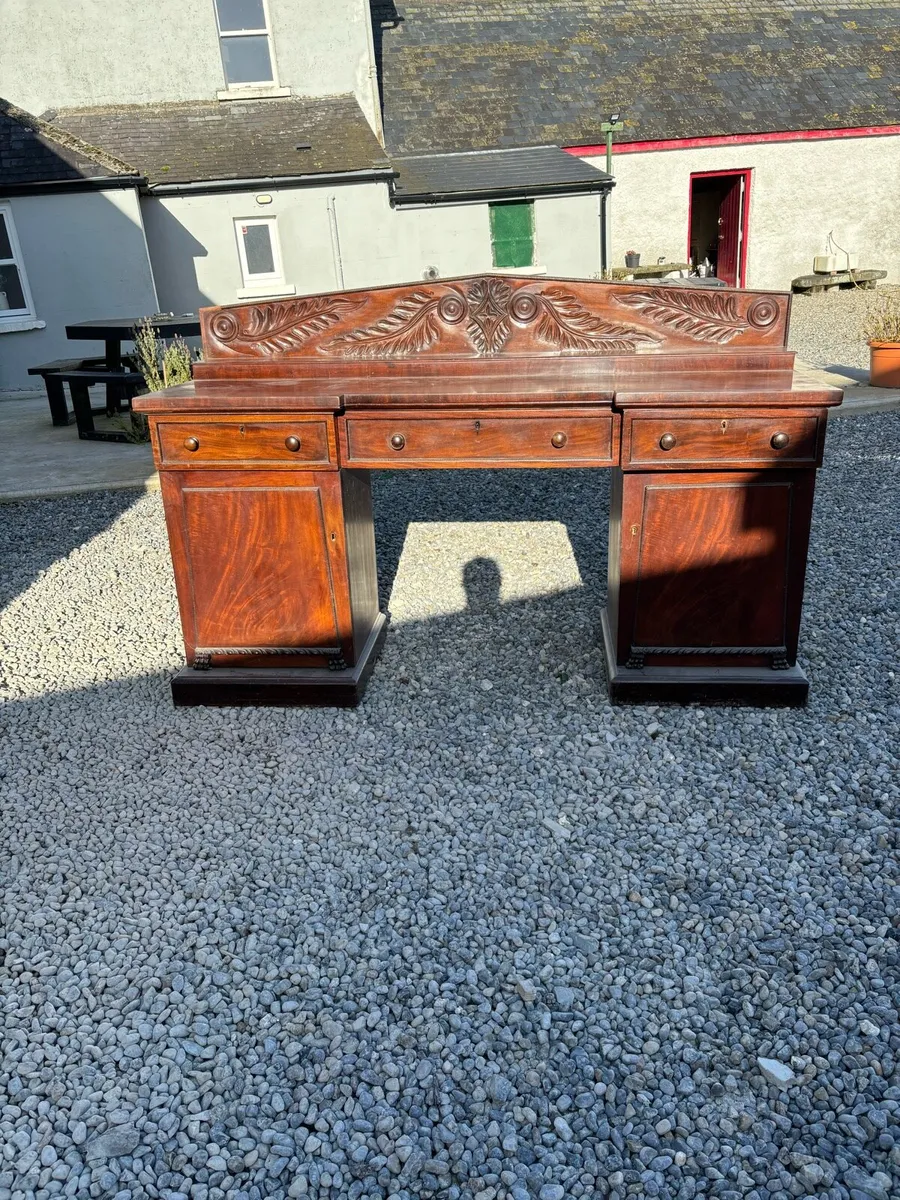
xmin=565 ymin=125 xmax=900 ymax=156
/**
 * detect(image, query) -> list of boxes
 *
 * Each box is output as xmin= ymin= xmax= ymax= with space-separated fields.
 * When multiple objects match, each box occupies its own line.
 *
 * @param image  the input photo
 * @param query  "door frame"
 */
xmin=687 ymin=169 xmax=752 ymax=287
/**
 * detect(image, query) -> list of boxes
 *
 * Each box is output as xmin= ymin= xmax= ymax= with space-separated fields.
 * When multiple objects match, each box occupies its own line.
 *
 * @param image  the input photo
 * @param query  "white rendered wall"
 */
xmin=0 ymin=188 xmax=158 ymax=391
xmin=143 ymin=184 xmax=604 ymax=313
xmin=584 ymin=134 xmax=900 ymax=290
xmin=0 ymin=0 xmax=381 ymax=135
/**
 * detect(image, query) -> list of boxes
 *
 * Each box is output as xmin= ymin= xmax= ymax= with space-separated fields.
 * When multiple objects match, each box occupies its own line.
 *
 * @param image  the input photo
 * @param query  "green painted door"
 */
xmin=490 ymin=201 xmax=534 ymax=268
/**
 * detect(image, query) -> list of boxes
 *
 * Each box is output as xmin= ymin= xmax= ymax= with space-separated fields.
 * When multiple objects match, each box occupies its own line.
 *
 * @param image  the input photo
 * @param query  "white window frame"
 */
xmin=213 ymin=0 xmax=281 ymax=92
xmin=0 ymin=203 xmax=37 ymax=326
xmin=234 ymin=217 xmax=295 ymax=299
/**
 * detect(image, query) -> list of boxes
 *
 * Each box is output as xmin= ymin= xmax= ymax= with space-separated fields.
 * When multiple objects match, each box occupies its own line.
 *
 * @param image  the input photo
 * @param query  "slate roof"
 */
xmin=373 ymin=0 xmax=900 ymax=154
xmin=0 ymin=97 xmax=137 ymax=188
xmin=51 ymin=96 xmax=392 ymax=188
xmin=392 ymin=145 xmax=611 ymax=203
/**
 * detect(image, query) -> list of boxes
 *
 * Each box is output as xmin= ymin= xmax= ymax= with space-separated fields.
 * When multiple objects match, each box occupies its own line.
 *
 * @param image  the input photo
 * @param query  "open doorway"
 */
xmin=688 ymin=170 xmax=751 ymax=287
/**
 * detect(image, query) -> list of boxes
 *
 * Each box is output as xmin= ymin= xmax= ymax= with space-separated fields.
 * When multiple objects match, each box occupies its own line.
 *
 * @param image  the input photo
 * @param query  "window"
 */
xmin=490 ymin=201 xmax=535 ymax=268
xmin=235 ymin=218 xmax=283 ymax=287
xmin=0 ymin=206 xmax=35 ymax=321
xmin=215 ymin=0 xmax=276 ymax=87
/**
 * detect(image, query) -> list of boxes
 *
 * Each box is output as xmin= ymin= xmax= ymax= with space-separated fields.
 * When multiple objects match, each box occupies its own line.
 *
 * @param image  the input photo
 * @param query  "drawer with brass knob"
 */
xmin=622 ymin=410 xmax=825 ymax=470
xmin=155 ymin=419 xmax=334 ymax=468
xmin=339 ymin=409 xmax=618 ymax=468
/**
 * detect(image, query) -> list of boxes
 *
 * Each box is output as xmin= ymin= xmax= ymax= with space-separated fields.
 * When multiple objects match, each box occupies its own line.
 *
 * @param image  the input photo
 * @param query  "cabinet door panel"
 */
xmin=609 ymin=469 xmax=816 ymax=665
xmin=161 ymin=471 xmax=351 ymax=659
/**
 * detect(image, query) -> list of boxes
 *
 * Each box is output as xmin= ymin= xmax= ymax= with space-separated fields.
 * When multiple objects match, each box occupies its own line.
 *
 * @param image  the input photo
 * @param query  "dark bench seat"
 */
xmin=27 ymin=357 xmax=105 ymax=426
xmin=54 ymin=370 xmax=146 ymax=442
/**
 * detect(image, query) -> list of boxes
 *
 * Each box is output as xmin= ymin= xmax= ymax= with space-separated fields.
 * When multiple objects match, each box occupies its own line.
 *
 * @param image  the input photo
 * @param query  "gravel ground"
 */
xmin=1 ymin=413 xmax=898 ymax=1200
xmin=787 ymin=287 xmax=900 ymax=374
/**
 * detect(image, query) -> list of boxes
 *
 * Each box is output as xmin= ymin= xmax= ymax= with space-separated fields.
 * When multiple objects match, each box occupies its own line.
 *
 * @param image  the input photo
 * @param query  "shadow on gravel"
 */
xmin=0 ymin=488 xmax=143 ymax=612
xmin=370 ymin=467 xmax=611 ymax=608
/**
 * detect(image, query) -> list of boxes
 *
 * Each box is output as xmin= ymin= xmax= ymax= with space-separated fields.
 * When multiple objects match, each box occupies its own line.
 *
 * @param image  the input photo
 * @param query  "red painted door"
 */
xmin=716 ymin=176 xmax=743 ymax=286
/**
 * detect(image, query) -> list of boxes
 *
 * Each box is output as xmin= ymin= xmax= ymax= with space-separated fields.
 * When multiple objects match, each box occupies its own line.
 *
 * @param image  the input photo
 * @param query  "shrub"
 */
xmin=861 ymin=289 xmax=900 ymax=344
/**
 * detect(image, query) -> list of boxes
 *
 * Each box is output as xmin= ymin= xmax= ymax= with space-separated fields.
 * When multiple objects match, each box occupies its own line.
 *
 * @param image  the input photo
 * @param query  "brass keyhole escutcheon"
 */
xmin=659 ymin=432 xmax=676 ymax=451
xmin=551 ymin=431 xmax=568 ymax=449
xmin=390 ymin=433 xmax=406 ymax=451
xmin=721 ymin=419 xmax=728 ymax=433
xmin=285 ymin=435 xmax=301 ymax=452
xmin=771 ymin=431 xmax=790 ymax=450
xmin=183 ymin=436 xmax=200 ymax=452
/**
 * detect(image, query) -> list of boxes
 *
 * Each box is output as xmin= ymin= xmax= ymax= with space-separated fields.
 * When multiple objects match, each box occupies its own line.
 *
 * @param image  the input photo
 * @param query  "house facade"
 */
xmin=0 ymin=101 xmax=159 ymax=391
xmin=2 ymin=0 xmax=899 ymax=393
xmin=376 ymin=0 xmax=900 ymax=290
xmin=0 ymin=0 xmax=609 ymax=392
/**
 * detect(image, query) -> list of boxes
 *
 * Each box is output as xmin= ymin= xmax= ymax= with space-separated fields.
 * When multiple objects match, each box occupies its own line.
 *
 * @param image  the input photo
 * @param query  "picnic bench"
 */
xmin=792 ymin=268 xmax=886 ymax=294
xmin=27 ymin=357 xmax=106 ymax=426
xmin=55 ymin=369 xmax=146 ymax=442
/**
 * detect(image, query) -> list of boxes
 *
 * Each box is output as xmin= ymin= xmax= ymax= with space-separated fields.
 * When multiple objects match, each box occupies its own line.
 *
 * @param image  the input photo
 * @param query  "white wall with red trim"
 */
xmin=573 ymin=130 xmax=900 ymax=290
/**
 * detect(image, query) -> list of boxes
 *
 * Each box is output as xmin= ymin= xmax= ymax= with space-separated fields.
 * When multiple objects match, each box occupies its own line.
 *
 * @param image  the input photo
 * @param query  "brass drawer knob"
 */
xmin=551 ymin=431 xmax=568 ymax=449
xmin=390 ymin=433 xmax=406 ymax=451
xmin=285 ymin=435 xmax=301 ymax=452
xmin=183 ymin=436 xmax=200 ymax=452
xmin=770 ymin=431 xmax=790 ymax=450
xmin=659 ymin=432 xmax=677 ymax=451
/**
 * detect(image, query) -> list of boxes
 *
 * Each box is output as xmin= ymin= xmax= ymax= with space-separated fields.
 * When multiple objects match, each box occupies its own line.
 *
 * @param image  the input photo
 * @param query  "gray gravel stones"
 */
xmin=756 ymin=1057 xmax=796 ymax=1088
xmin=788 ymin=285 xmax=900 ymax=372
xmin=0 ymin=413 xmax=899 ymax=1200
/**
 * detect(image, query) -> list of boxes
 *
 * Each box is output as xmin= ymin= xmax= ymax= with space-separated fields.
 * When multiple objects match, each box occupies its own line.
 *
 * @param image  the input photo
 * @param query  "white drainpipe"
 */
xmin=327 ymin=195 xmax=345 ymax=289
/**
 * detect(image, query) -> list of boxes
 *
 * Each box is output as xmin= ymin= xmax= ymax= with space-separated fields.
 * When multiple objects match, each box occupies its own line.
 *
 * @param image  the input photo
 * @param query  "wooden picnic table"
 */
xmin=65 ymin=314 xmax=201 ymax=373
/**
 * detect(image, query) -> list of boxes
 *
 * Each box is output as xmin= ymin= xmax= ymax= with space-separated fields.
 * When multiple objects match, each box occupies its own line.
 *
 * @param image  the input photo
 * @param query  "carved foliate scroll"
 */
xmin=201 ymin=275 xmax=790 ymax=360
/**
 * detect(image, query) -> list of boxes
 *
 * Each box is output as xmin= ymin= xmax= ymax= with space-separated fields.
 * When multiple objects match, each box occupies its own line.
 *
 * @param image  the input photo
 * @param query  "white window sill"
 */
xmin=491 ymin=266 xmax=547 ymax=276
xmin=236 ymin=283 xmax=296 ymax=300
xmin=0 ymin=316 xmax=45 ymax=334
xmin=218 ymin=85 xmax=290 ymax=102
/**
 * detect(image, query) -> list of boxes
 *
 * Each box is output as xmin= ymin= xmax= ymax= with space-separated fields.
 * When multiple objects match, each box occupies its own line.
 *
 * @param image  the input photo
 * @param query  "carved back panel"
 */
xmin=200 ymin=275 xmax=789 ymax=366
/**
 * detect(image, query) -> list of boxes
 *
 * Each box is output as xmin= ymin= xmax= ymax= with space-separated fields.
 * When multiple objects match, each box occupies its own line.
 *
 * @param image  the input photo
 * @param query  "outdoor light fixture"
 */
xmin=598 ymin=107 xmax=625 ymax=278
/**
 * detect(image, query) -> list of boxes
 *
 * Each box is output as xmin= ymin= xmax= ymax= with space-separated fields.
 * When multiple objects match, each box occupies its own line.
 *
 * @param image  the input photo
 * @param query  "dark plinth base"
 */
xmin=171 ymin=613 xmax=388 ymax=708
xmin=601 ymin=610 xmax=809 ymax=706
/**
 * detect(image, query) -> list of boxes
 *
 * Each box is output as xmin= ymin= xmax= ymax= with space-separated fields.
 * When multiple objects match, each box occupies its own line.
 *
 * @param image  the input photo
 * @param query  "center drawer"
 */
xmin=339 ymin=409 xmax=618 ymax=468
xmin=155 ymin=418 xmax=334 ymax=467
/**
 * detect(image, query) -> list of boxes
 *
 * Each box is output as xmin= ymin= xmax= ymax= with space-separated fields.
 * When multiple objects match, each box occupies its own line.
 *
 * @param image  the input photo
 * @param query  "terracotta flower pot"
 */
xmin=869 ymin=341 xmax=900 ymax=388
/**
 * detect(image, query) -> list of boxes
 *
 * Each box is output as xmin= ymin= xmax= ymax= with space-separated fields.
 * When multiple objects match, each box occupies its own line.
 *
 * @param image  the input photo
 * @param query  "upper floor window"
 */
xmin=215 ymin=0 xmax=276 ymax=87
xmin=0 ymin=206 xmax=35 ymax=322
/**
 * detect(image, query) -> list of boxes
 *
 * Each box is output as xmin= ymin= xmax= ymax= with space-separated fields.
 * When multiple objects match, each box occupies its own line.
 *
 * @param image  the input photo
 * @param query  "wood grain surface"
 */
xmin=155 ymin=418 xmax=334 ymax=468
xmin=339 ymin=408 xmax=618 ymax=468
xmin=608 ymin=468 xmax=817 ymax=668
xmin=622 ymin=408 xmax=825 ymax=470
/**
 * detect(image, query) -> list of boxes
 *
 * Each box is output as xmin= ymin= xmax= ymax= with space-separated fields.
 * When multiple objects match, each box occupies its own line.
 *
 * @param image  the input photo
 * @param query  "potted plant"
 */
xmin=624 ymin=249 xmax=641 ymax=269
xmin=862 ymin=290 xmax=900 ymax=387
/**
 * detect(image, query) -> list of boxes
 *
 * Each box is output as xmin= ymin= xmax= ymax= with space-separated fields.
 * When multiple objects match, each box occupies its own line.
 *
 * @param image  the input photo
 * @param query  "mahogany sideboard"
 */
xmin=134 ymin=275 xmax=842 ymax=708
